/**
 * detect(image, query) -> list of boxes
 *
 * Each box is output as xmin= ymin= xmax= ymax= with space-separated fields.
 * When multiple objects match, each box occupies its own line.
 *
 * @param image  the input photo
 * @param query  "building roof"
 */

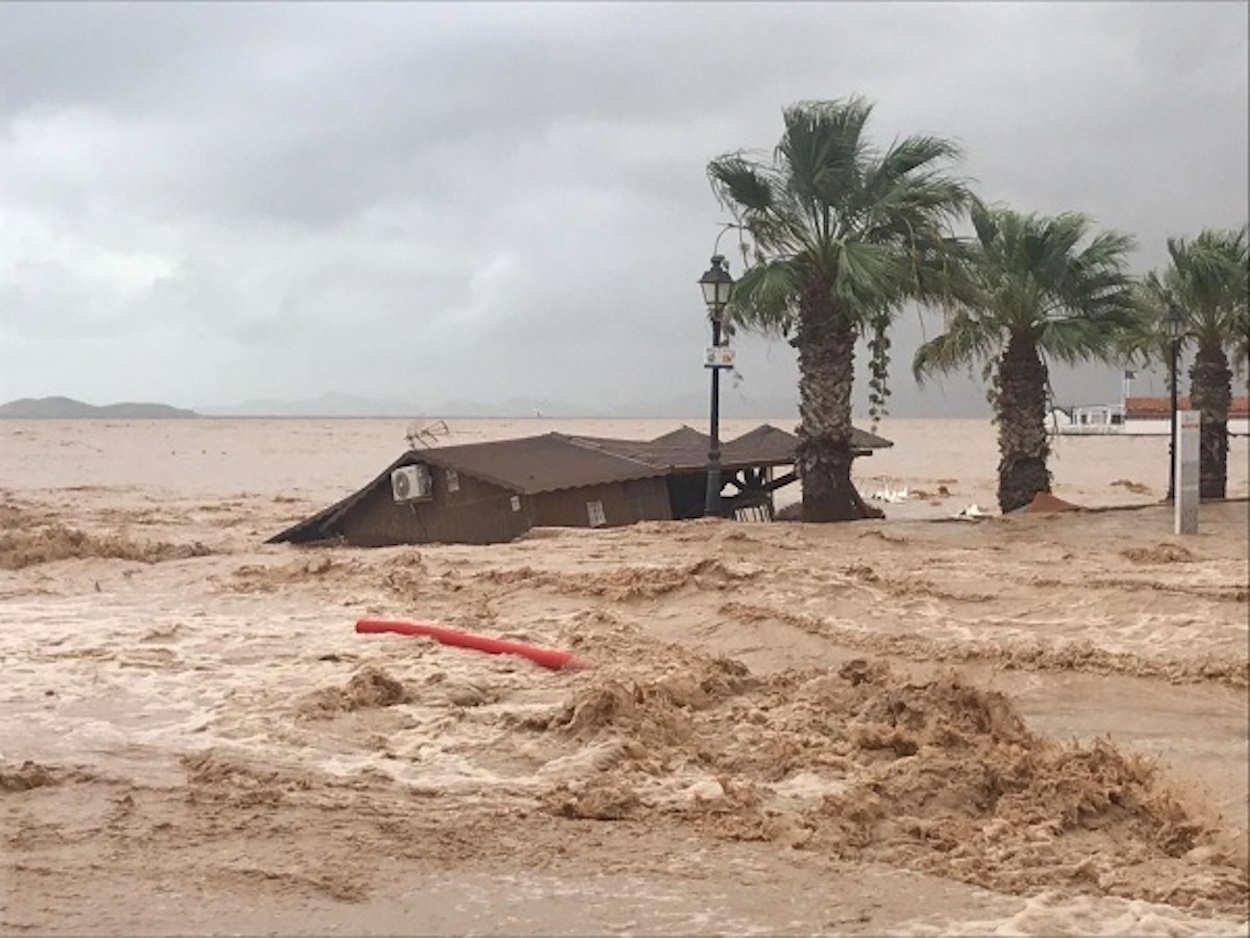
xmin=572 ymin=423 xmax=891 ymax=471
xmin=1126 ymin=396 xmax=1250 ymax=419
xmin=269 ymin=431 xmax=692 ymax=545
xmin=728 ymin=422 xmax=894 ymax=457
xmin=559 ymin=433 xmax=704 ymax=471
xmin=417 ymin=432 xmax=665 ymax=495
xmin=267 ymin=423 xmax=894 ymax=544
xmin=650 ymin=426 xmax=710 ymax=448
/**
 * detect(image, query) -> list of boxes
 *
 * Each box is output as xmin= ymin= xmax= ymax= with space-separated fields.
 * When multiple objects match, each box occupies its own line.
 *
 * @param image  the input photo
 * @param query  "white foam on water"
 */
xmin=893 ymin=892 xmax=1250 ymax=937
xmin=769 ymin=769 xmax=849 ymax=801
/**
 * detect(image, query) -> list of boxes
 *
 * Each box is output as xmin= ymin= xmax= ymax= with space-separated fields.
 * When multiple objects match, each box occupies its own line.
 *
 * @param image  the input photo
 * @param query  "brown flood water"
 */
xmin=1 ymin=418 xmax=1247 ymax=935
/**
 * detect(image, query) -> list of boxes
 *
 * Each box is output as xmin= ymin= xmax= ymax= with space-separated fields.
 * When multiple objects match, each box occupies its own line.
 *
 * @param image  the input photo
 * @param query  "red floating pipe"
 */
xmin=355 ymin=619 xmax=593 ymax=671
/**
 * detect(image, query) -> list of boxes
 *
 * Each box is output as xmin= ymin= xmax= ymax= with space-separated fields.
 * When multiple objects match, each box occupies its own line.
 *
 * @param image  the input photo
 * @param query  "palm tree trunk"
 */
xmin=1189 ymin=341 xmax=1231 ymax=499
xmin=794 ymin=306 xmax=879 ymax=522
xmin=996 ymin=332 xmax=1051 ymax=514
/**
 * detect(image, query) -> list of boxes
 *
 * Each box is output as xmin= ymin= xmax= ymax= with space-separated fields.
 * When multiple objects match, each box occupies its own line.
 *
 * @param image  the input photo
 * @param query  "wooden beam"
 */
xmin=762 ymin=471 xmax=797 ymax=493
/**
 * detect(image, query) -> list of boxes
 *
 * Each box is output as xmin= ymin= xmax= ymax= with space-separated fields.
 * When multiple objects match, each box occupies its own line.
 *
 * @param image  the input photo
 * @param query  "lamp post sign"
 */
xmin=1175 ymin=410 xmax=1199 ymax=535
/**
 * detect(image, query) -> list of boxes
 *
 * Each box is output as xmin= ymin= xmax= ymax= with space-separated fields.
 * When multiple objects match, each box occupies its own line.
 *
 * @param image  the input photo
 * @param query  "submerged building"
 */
xmin=268 ymin=424 xmax=893 ymax=547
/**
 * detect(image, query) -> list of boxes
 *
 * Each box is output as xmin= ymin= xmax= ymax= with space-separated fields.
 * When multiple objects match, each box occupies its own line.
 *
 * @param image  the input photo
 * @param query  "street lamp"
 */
xmin=1162 ymin=302 xmax=1186 ymax=502
xmin=699 ymin=254 xmax=735 ymax=518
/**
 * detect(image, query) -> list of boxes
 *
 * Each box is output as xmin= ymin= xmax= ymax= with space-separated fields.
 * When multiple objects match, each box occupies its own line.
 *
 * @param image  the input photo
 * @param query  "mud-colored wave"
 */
xmin=470 ymin=558 xmax=761 ymax=601
xmin=0 ymin=504 xmax=211 ymax=570
xmin=720 ymin=601 xmax=1249 ymax=688
xmin=536 ymin=657 xmax=1247 ymax=912
xmin=296 ymin=666 xmax=412 ymax=719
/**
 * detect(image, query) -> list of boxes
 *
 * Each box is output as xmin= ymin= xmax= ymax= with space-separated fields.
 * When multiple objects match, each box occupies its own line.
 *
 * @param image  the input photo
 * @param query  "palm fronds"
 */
xmin=708 ymin=97 xmax=972 ymax=338
xmin=912 ymin=204 xmax=1137 ymax=384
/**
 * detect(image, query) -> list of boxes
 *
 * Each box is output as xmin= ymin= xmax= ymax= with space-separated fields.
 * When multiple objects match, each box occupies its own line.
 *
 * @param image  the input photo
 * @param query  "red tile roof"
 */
xmin=1126 ymin=396 xmax=1250 ymax=419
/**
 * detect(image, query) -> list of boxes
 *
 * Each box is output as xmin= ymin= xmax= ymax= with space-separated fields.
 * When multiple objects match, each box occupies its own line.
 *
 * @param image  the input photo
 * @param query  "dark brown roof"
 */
xmin=265 ymin=434 xmax=665 ymax=544
xmin=727 ymin=423 xmax=893 ymax=459
xmin=567 ymin=430 xmax=711 ymax=471
xmin=650 ymin=426 xmax=711 ymax=448
xmin=574 ymin=423 xmax=891 ymax=470
xmin=850 ymin=424 xmax=895 ymax=451
xmin=566 ymin=426 xmax=792 ymax=472
xmin=417 ymin=433 xmax=664 ymax=495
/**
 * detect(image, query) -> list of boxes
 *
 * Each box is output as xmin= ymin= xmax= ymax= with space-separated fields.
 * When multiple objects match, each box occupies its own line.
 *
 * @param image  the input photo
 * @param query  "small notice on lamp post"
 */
xmin=1175 ymin=410 xmax=1199 ymax=535
xmin=704 ymin=347 xmax=735 ymax=369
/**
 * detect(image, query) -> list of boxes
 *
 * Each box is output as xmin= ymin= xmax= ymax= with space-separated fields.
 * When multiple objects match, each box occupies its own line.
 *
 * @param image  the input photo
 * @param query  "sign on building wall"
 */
xmin=586 ymin=500 xmax=606 ymax=528
xmin=1175 ymin=410 xmax=1200 ymax=535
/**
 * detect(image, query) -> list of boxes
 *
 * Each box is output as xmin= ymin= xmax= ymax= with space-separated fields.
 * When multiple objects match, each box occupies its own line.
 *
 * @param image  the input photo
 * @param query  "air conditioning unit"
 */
xmin=391 ymin=464 xmax=433 ymax=502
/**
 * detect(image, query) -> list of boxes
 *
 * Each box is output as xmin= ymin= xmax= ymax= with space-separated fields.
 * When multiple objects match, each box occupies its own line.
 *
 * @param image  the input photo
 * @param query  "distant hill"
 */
xmin=199 ymin=392 xmax=604 ymax=418
xmin=198 ymin=392 xmax=424 ymax=418
xmin=197 ymin=391 xmax=799 ymax=419
xmin=604 ymin=392 xmax=799 ymax=420
xmin=438 ymin=396 xmax=603 ymax=419
xmin=0 ymin=396 xmax=200 ymax=419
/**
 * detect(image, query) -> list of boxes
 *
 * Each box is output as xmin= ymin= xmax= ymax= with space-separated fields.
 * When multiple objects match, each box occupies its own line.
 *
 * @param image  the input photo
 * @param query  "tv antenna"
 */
xmin=406 ymin=419 xmax=450 ymax=449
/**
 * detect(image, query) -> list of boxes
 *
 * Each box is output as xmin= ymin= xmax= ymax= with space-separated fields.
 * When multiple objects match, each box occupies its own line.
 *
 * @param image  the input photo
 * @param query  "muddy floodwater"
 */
xmin=2 ymin=418 xmax=1247 ymax=935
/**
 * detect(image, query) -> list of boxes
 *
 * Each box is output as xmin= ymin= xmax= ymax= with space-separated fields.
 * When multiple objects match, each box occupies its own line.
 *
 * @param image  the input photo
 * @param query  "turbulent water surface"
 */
xmin=1 ymin=418 xmax=1247 ymax=935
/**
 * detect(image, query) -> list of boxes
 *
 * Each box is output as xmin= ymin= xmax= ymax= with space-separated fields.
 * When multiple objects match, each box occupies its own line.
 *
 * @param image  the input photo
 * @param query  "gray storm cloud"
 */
xmin=0 ymin=2 xmax=1245 ymax=414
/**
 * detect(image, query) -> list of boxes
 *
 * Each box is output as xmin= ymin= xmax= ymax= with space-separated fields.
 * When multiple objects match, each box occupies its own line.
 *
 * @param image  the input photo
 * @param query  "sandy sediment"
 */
xmin=1 ymin=418 xmax=1247 ymax=935
xmin=0 ymin=502 xmax=212 ymax=570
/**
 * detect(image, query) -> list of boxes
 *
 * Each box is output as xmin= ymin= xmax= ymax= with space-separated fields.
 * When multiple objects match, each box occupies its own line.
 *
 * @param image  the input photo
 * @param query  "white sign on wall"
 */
xmin=586 ymin=500 xmax=606 ymax=528
xmin=1175 ymin=410 xmax=1200 ymax=535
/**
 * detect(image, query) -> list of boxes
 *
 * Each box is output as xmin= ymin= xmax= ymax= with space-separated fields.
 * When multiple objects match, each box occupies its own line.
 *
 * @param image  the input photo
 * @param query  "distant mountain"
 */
xmin=197 ymin=391 xmax=798 ymax=419
xmin=604 ymin=392 xmax=798 ymax=419
xmin=437 ymin=397 xmax=602 ymax=418
xmin=0 ymin=396 xmax=200 ymax=419
xmin=200 ymin=392 xmax=601 ymax=418
xmin=198 ymin=392 xmax=423 ymax=418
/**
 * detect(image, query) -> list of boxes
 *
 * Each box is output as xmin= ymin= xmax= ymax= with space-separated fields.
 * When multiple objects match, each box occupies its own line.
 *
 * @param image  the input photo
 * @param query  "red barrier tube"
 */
xmin=355 ymin=619 xmax=593 ymax=671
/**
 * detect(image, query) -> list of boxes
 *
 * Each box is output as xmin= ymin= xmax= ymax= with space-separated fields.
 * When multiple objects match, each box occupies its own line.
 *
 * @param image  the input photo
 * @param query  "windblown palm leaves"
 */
xmin=708 ymin=97 xmax=972 ymax=521
xmin=913 ymin=204 xmax=1137 ymax=514
xmin=1133 ymin=226 xmax=1249 ymax=498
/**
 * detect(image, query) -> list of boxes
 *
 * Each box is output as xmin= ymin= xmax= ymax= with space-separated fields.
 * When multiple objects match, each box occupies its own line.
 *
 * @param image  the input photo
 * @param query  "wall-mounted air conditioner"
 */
xmin=391 ymin=464 xmax=433 ymax=502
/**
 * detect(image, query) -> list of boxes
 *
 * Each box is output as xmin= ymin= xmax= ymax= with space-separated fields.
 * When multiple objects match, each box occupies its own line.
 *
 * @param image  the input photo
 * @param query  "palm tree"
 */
xmin=1135 ymin=227 xmax=1249 ymax=498
xmin=913 ymin=203 xmax=1137 ymax=514
xmin=707 ymin=97 xmax=972 ymax=521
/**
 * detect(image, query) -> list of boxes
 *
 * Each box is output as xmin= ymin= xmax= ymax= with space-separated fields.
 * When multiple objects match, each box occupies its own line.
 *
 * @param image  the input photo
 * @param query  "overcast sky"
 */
xmin=1 ymin=1 xmax=1246 ymax=416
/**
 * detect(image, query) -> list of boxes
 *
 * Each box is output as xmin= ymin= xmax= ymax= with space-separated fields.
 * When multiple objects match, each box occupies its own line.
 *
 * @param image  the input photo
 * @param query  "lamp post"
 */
xmin=699 ymin=254 xmax=734 ymax=518
xmin=1162 ymin=302 xmax=1186 ymax=502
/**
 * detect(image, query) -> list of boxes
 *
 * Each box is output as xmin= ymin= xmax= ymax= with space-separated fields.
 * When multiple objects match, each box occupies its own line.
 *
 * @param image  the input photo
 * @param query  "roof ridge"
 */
xmin=564 ymin=433 xmax=670 ymax=471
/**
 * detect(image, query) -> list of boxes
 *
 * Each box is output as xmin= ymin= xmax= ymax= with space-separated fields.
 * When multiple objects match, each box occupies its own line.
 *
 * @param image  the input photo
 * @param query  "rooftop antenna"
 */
xmin=406 ymin=418 xmax=450 ymax=450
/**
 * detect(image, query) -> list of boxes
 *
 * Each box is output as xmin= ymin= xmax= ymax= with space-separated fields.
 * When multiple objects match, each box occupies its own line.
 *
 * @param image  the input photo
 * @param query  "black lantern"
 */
xmin=699 ymin=254 xmax=735 ymax=314
xmin=1162 ymin=303 xmax=1186 ymax=340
